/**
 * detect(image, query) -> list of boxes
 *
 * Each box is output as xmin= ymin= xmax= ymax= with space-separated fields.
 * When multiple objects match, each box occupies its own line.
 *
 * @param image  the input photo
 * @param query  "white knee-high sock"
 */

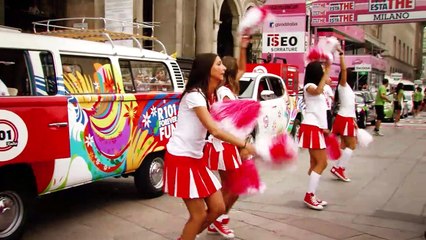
xmin=308 ymin=171 xmax=321 ymax=194
xmin=337 ymin=148 xmax=353 ymax=169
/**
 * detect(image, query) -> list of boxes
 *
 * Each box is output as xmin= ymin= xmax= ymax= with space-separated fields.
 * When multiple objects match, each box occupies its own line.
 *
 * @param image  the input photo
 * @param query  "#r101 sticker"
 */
xmin=0 ymin=110 xmax=28 ymax=161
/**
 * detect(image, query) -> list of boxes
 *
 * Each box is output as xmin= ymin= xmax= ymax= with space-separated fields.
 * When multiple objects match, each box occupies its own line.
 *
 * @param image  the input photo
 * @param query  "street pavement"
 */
xmin=22 ymin=113 xmax=426 ymax=240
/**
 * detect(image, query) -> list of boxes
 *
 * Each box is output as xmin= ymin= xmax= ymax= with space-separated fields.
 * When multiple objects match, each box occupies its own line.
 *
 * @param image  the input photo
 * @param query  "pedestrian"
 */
xmin=423 ymin=88 xmax=426 ymax=112
xmin=373 ymin=78 xmax=391 ymax=136
xmin=393 ymin=82 xmax=404 ymax=127
xmin=324 ymin=77 xmax=334 ymax=130
xmin=412 ymin=87 xmax=422 ymax=117
xmin=163 ymin=53 xmax=256 ymax=240
xmin=298 ymin=60 xmax=330 ymax=210
xmin=330 ymin=48 xmax=357 ymax=182
xmin=204 ymin=36 xmax=250 ymax=239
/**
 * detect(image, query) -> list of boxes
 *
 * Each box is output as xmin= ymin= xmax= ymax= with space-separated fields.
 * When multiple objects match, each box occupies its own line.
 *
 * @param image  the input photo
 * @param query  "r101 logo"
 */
xmin=0 ymin=130 xmax=12 ymax=141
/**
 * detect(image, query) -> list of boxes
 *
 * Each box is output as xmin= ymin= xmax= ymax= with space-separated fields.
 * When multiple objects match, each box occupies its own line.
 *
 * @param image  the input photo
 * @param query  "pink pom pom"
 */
xmin=255 ymin=133 xmax=298 ymax=165
xmin=226 ymin=159 xmax=265 ymax=195
xmin=307 ymin=37 xmax=340 ymax=63
xmin=325 ymin=134 xmax=341 ymax=160
xmin=238 ymin=6 xmax=272 ymax=35
xmin=210 ymin=99 xmax=261 ymax=138
xmin=307 ymin=47 xmax=332 ymax=63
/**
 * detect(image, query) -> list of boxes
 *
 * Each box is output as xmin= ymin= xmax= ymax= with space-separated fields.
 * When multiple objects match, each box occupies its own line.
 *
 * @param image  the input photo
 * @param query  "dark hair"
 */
xmin=417 ymin=87 xmax=422 ymax=92
xmin=222 ymin=56 xmax=239 ymax=94
xmin=182 ymin=53 xmax=218 ymax=101
xmin=304 ymin=61 xmax=324 ymax=86
xmin=382 ymin=78 xmax=389 ymax=85
xmin=395 ymin=82 xmax=404 ymax=94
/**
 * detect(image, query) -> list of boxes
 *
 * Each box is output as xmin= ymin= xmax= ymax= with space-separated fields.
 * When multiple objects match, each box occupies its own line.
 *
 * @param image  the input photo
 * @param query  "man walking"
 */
xmin=374 ymin=78 xmax=391 ymax=136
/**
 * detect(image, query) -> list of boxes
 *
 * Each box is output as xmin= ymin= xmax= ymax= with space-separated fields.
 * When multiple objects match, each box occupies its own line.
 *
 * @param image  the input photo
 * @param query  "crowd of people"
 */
xmin=160 ymin=34 xmax=426 ymax=239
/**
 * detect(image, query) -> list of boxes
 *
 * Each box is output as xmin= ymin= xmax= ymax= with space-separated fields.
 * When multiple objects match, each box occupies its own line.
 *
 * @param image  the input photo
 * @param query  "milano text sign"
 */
xmin=310 ymin=0 xmax=426 ymax=26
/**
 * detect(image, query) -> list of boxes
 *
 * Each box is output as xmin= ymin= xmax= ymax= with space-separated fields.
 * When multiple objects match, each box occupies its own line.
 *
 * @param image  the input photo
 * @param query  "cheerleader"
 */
xmin=204 ymin=36 xmax=250 ymax=238
xmin=299 ymin=60 xmax=330 ymax=210
xmin=163 ymin=53 xmax=256 ymax=240
xmin=330 ymin=48 xmax=357 ymax=182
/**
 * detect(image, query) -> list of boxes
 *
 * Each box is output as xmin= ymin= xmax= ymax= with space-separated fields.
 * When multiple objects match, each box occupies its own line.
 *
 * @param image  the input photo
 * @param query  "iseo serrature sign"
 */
xmin=310 ymin=0 xmax=426 ymax=26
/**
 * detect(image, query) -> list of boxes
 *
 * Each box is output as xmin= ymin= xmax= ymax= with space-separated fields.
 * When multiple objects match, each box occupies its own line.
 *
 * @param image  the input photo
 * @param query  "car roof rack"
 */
xmin=32 ymin=17 xmax=167 ymax=54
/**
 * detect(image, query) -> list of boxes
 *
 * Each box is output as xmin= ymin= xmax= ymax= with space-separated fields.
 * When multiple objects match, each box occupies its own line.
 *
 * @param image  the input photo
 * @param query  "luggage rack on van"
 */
xmin=32 ymin=17 xmax=167 ymax=54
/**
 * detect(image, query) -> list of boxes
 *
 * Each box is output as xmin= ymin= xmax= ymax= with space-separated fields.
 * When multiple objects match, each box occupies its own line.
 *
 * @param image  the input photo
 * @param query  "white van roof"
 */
xmin=0 ymin=30 xmax=172 ymax=61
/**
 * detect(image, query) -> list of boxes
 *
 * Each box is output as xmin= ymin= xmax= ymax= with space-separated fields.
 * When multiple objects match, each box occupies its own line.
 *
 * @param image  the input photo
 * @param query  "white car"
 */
xmin=239 ymin=72 xmax=301 ymax=139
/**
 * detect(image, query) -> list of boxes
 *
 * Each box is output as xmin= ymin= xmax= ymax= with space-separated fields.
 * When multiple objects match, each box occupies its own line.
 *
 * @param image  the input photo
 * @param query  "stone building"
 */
xmin=0 ymin=0 xmax=261 ymax=59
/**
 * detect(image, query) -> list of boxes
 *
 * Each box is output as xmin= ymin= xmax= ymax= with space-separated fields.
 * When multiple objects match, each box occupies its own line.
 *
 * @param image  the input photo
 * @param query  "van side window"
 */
xmin=61 ymin=55 xmax=116 ymax=94
xmin=0 ymin=49 xmax=32 ymax=96
xmin=119 ymin=60 xmax=173 ymax=92
xmin=39 ymin=52 xmax=57 ymax=95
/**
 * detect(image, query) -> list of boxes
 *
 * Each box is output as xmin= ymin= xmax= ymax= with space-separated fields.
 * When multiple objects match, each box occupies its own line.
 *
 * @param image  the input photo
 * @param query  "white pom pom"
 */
xmin=254 ymin=135 xmax=272 ymax=161
xmin=357 ymin=129 xmax=373 ymax=148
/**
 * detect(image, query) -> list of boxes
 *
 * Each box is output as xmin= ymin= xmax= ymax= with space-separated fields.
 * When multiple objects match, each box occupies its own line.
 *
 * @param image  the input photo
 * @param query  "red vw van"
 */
xmin=0 ymin=19 xmax=184 ymax=239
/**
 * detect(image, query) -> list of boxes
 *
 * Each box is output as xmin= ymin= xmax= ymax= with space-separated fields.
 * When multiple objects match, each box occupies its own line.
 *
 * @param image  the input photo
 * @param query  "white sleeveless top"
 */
xmin=337 ymin=84 xmax=356 ymax=118
xmin=302 ymin=83 xmax=328 ymax=129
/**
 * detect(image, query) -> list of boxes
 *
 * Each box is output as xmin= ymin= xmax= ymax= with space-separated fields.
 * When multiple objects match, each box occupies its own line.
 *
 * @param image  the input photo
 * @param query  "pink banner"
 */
xmin=262 ymin=1 xmax=306 ymax=86
xmin=311 ymin=0 xmax=426 ymax=26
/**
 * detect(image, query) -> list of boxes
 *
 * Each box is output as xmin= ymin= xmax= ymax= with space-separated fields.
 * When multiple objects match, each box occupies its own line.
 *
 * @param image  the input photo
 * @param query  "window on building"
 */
xmin=398 ymin=40 xmax=401 ymax=59
xmin=403 ymin=43 xmax=405 ymax=62
xmin=61 ymin=55 xmax=116 ymax=94
xmin=143 ymin=0 xmax=153 ymax=50
xmin=393 ymin=36 xmax=396 ymax=57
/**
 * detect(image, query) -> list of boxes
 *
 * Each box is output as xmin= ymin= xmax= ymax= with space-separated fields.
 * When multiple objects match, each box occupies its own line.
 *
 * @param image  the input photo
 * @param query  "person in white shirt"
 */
xmin=323 ymin=78 xmax=334 ymax=130
xmin=298 ymin=60 xmax=330 ymax=210
xmin=204 ymin=36 xmax=250 ymax=238
xmin=163 ymin=53 xmax=256 ymax=240
xmin=330 ymin=48 xmax=358 ymax=182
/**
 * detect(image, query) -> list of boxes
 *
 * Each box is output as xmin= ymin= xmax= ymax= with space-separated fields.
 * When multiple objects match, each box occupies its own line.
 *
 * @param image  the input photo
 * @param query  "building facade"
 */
xmin=0 ymin=0 xmax=261 ymax=59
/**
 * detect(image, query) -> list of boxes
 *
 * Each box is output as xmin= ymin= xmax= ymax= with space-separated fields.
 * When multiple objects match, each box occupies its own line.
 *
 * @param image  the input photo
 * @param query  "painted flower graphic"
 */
xmin=142 ymin=112 xmax=151 ymax=128
xmin=124 ymin=102 xmax=138 ymax=120
xmin=150 ymin=106 xmax=157 ymax=117
xmin=85 ymin=135 xmax=94 ymax=147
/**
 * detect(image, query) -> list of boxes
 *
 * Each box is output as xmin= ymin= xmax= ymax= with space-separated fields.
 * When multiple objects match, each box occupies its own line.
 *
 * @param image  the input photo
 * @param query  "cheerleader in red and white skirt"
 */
xmin=331 ymin=48 xmax=358 ymax=182
xmin=298 ymin=60 xmax=330 ymax=210
xmin=203 ymin=36 xmax=250 ymax=239
xmin=163 ymin=53 xmax=256 ymax=240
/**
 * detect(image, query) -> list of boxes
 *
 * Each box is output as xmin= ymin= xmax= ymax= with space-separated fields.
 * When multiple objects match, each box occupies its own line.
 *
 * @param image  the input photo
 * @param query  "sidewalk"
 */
xmin=23 ymin=120 xmax=426 ymax=240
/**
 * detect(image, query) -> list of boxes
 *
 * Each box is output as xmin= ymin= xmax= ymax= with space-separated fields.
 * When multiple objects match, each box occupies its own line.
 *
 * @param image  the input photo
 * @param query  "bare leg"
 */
xmin=219 ymin=170 xmax=239 ymax=213
xmin=199 ymin=190 xmax=226 ymax=232
xmin=182 ymin=198 xmax=208 ymax=240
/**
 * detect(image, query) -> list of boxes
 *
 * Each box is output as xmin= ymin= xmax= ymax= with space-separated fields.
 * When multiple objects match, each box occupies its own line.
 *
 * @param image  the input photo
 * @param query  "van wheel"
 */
xmin=0 ymin=187 xmax=30 ymax=240
xmin=134 ymin=153 xmax=164 ymax=198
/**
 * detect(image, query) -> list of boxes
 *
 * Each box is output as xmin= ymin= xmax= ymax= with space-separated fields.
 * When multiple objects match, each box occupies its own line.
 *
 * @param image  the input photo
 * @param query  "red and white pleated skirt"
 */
xmin=298 ymin=124 xmax=326 ymax=149
xmin=332 ymin=114 xmax=357 ymax=137
xmin=204 ymin=142 xmax=242 ymax=171
xmin=163 ymin=151 xmax=222 ymax=199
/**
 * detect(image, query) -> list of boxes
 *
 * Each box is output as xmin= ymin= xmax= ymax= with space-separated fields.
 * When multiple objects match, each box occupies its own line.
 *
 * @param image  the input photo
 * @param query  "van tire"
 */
xmin=134 ymin=153 xmax=164 ymax=199
xmin=0 ymin=186 xmax=32 ymax=240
